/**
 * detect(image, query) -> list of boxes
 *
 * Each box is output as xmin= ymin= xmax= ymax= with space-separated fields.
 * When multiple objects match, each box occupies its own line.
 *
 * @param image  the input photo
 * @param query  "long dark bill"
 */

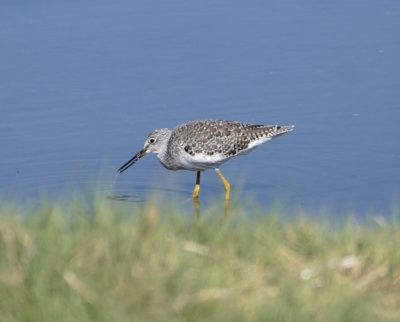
xmin=117 ymin=148 xmax=147 ymax=174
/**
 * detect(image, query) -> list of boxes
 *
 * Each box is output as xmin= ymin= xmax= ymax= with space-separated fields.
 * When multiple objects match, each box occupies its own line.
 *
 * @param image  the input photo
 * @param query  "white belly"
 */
xmin=177 ymin=152 xmax=228 ymax=171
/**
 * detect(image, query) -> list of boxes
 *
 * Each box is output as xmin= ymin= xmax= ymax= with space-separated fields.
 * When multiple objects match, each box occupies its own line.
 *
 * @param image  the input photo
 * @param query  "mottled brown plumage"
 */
xmin=117 ymin=119 xmax=294 ymax=200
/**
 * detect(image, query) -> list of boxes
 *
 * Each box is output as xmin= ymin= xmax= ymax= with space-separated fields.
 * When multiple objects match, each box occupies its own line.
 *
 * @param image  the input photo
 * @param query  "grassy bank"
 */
xmin=0 ymin=200 xmax=399 ymax=322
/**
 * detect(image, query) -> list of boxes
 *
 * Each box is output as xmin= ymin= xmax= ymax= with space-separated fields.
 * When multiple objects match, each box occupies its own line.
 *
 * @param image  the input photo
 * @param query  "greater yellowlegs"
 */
xmin=118 ymin=119 xmax=294 ymax=200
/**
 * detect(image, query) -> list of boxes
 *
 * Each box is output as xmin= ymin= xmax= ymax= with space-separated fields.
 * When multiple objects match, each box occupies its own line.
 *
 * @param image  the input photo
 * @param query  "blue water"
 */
xmin=1 ymin=0 xmax=399 ymax=216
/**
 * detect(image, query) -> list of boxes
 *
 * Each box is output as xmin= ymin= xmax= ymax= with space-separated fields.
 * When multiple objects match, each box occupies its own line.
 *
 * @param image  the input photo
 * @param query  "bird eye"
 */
xmin=149 ymin=138 xmax=155 ymax=143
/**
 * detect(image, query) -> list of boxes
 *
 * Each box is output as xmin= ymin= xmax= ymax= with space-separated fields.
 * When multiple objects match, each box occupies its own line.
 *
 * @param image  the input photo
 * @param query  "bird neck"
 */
xmin=155 ymin=131 xmax=172 ymax=158
xmin=156 ymin=131 xmax=176 ymax=168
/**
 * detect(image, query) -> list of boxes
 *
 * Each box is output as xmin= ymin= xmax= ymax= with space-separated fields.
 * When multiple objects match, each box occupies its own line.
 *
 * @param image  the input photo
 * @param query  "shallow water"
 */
xmin=1 ymin=0 xmax=399 ymax=216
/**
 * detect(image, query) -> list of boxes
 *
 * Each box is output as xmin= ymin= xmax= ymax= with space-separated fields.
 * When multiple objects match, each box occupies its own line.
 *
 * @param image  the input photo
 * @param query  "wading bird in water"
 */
xmin=117 ymin=119 xmax=294 ymax=201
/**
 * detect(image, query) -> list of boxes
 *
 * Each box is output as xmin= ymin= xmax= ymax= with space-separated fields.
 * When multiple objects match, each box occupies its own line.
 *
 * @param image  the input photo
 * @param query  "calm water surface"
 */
xmin=1 ymin=0 xmax=399 ymax=216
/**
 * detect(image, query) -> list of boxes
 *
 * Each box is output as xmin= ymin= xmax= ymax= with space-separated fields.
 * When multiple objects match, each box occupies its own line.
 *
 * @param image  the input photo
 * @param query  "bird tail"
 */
xmin=274 ymin=124 xmax=294 ymax=135
xmin=260 ymin=124 xmax=295 ymax=139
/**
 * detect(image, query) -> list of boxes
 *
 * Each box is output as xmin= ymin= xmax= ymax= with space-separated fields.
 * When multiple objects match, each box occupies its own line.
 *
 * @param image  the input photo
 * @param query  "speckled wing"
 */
xmin=168 ymin=120 xmax=293 ymax=170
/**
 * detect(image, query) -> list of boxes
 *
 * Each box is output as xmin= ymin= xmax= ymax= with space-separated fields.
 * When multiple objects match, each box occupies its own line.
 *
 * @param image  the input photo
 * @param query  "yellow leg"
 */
xmin=215 ymin=168 xmax=231 ymax=200
xmin=192 ymin=171 xmax=201 ymax=199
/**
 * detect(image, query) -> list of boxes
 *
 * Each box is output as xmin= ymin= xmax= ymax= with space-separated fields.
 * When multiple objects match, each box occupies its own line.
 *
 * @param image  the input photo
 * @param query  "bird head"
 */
xmin=117 ymin=128 xmax=171 ymax=173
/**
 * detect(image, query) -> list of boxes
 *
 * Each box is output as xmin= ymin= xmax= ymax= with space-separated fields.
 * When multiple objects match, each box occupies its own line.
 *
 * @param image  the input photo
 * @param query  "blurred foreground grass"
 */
xmin=0 ymin=199 xmax=400 ymax=322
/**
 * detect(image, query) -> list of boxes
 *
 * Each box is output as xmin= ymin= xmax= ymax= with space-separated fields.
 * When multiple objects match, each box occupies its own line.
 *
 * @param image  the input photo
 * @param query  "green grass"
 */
xmin=0 ymin=198 xmax=399 ymax=322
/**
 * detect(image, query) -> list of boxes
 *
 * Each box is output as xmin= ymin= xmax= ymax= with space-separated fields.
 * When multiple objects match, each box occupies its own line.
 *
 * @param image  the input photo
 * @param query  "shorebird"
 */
xmin=117 ymin=119 xmax=294 ymax=200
